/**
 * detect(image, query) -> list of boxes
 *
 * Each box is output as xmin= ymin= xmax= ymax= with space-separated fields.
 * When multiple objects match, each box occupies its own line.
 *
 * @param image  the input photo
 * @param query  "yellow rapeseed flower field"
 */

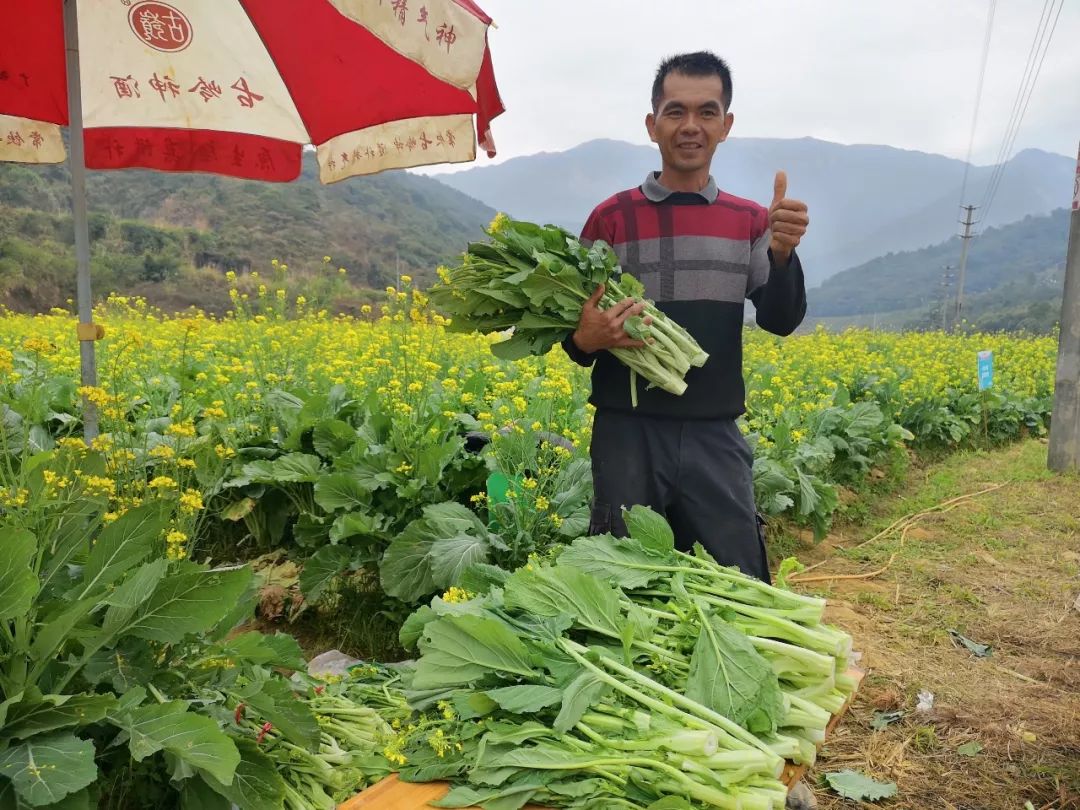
xmin=0 ymin=290 xmax=1057 ymax=545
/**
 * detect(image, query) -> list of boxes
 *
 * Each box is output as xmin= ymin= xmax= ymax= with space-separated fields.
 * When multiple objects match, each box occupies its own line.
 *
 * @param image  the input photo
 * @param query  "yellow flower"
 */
xmin=179 ymin=489 xmax=204 ymax=512
xmin=0 ymin=488 xmax=28 ymax=508
xmin=487 ymin=211 xmax=510 ymax=234
xmin=441 ymin=587 xmax=475 ymax=604
xmin=82 ymin=475 xmax=115 ymax=497
xmin=23 ymin=336 xmax=56 ymax=355
xmin=165 ymin=529 xmax=188 ymax=561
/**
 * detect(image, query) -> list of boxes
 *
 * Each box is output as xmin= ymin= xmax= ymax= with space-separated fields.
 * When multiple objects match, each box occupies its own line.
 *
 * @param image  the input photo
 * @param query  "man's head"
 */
xmin=646 ymin=51 xmax=734 ymax=177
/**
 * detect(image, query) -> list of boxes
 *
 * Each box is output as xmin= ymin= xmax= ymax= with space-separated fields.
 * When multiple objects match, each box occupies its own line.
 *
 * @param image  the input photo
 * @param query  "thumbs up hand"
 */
xmin=768 ymin=170 xmax=809 ymax=268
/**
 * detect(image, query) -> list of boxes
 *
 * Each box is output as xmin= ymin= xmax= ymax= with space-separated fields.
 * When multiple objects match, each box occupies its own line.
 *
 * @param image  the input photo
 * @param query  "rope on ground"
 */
xmin=789 ymin=525 xmax=910 ymax=585
xmin=787 ymin=484 xmax=1008 ymax=585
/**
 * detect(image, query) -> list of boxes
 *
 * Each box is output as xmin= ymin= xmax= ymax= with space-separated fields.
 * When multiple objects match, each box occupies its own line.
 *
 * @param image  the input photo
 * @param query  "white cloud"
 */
xmin=422 ymin=0 xmax=1080 ymax=172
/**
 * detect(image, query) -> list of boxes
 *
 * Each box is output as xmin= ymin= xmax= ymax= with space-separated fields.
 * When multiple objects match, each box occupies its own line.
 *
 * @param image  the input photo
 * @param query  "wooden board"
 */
xmin=340 ymin=667 xmax=865 ymax=810
xmin=337 ymin=776 xmax=549 ymax=810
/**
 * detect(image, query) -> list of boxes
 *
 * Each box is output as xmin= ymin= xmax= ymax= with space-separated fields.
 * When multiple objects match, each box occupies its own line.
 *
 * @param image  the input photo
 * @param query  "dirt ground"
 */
xmin=790 ymin=440 xmax=1080 ymax=809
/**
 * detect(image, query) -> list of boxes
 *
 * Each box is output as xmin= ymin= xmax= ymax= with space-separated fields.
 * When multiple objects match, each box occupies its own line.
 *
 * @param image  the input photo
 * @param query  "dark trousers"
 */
xmin=588 ymin=409 xmax=770 ymax=583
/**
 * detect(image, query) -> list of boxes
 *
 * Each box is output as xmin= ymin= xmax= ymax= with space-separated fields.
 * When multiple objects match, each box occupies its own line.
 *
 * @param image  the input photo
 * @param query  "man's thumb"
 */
xmin=587 ymin=283 xmax=606 ymax=306
xmin=772 ymin=170 xmax=788 ymax=208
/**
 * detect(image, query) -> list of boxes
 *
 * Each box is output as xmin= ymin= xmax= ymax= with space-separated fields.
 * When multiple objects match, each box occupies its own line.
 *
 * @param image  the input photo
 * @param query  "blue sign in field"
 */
xmin=977 ymin=350 xmax=993 ymax=391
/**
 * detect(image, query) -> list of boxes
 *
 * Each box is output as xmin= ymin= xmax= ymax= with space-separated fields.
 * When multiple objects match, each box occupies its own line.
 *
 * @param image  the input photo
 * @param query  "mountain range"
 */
xmin=1 ymin=135 xmax=1072 ymax=324
xmin=435 ymin=138 xmax=1075 ymax=287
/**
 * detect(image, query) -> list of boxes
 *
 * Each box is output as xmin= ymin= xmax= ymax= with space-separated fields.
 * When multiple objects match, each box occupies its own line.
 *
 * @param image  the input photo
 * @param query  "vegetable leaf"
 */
xmin=0 ymin=528 xmax=39 ymax=622
xmin=870 ymin=710 xmax=905 ymax=731
xmin=553 ymin=671 xmax=608 ymax=733
xmin=203 ymin=738 xmax=286 ymax=809
xmin=949 ymin=629 xmax=992 ymax=658
xmin=686 ymin=611 xmax=784 ymax=734
xmin=557 ymin=533 xmax=665 ymax=591
xmin=621 ymin=505 xmax=675 ymax=554
xmin=313 ymin=472 xmax=370 ymax=511
xmin=414 ymin=614 xmax=539 ymax=689
xmin=0 ymin=732 xmax=97 ymax=806
xmin=557 ymin=534 xmax=669 ymax=589
xmin=80 ymin=502 xmax=168 ymax=598
xmin=110 ymin=701 xmax=240 ymax=785
xmin=503 ymin=565 xmax=624 ymax=639
xmin=484 ymin=686 xmax=563 ymax=714
xmin=107 ymin=564 xmax=253 ymax=643
xmin=823 ymin=770 xmax=898 ymax=801
xmin=298 ymin=544 xmax=351 ymax=602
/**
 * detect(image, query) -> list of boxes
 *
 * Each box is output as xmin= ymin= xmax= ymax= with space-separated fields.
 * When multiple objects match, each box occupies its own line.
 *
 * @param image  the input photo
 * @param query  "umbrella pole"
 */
xmin=63 ymin=0 xmax=99 ymax=442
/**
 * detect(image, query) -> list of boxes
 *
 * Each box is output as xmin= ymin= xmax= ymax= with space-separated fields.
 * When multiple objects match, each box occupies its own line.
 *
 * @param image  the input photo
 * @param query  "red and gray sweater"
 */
xmin=564 ymin=172 xmax=806 ymax=419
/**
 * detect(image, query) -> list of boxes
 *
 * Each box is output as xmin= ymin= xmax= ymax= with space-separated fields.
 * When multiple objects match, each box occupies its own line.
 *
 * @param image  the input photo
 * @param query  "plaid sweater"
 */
xmin=564 ymin=172 xmax=806 ymax=419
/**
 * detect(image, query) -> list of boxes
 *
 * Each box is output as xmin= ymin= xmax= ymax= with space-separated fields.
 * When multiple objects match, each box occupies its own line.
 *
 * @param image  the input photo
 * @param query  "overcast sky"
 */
xmin=419 ymin=0 xmax=1079 ymax=174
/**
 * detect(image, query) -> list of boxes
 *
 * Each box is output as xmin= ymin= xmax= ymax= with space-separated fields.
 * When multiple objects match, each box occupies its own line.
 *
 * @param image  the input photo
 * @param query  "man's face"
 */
xmin=646 ymin=72 xmax=734 ymax=174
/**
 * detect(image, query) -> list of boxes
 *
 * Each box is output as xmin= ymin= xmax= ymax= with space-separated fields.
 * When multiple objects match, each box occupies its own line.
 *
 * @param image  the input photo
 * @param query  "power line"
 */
xmin=977 ymin=0 xmax=1052 ymax=207
xmin=979 ymin=0 xmax=1063 ymax=219
xmin=978 ymin=0 xmax=1064 ymax=227
xmin=957 ymin=0 xmax=997 ymax=211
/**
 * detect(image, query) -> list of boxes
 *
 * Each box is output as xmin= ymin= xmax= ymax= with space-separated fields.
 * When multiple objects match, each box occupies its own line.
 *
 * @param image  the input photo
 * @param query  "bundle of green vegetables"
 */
xmin=375 ymin=507 xmax=855 ymax=810
xmin=428 ymin=215 xmax=708 ymax=404
xmin=225 ymin=671 xmax=407 ymax=810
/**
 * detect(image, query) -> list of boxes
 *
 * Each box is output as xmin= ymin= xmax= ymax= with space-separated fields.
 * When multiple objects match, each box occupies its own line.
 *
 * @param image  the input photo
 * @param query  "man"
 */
xmin=564 ymin=51 xmax=808 ymax=584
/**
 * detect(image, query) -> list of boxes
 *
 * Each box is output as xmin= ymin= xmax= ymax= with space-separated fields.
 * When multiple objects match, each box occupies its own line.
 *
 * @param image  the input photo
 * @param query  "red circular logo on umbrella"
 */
xmin=128 ymin=2 xmax=193 ymax=52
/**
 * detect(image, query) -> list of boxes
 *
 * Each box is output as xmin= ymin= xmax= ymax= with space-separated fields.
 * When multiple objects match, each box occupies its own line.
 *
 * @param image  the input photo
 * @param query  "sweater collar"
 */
xmin=641 ymin=171 xmax=719 ymax=203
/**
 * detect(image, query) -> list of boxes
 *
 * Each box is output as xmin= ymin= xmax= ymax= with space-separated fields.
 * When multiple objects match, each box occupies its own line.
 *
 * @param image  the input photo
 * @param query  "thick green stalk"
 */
xmin=560 ymin=639 xmax=782 ymax=766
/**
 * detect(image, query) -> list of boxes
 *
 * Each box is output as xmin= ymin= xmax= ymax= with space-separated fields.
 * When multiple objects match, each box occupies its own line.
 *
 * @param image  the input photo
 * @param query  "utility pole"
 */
xmin=940 ymin=265 xmax=955 ymax=331
xmin=1047 ymin=142 xmax=1080 ymax=472
xmin=952 ymin=205 xmax=978 ymax=331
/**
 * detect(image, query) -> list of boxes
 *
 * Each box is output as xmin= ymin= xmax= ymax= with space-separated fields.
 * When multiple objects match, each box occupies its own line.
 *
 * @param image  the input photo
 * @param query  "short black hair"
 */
xmin=651 ymin=51 xmax=732 ymax=113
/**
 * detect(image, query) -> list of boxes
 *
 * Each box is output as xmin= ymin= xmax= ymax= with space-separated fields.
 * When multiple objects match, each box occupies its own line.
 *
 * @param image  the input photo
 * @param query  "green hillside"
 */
xmin=806 ymin=208 xmax=1069 ymax=332
xmin=0 ymin=152 xmax=495 ymax=313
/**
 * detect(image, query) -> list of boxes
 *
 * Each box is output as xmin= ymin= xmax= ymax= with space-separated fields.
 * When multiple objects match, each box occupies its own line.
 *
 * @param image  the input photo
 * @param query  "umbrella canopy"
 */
xmin=0 ymin=0 xmax=503 ymax=439
xmin=0 ymin=0 xmax=503 ymax=181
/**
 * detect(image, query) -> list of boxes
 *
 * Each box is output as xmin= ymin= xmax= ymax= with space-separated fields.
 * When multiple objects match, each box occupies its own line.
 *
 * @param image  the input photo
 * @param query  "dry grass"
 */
xmin=791 ymin=440 xmax=1080 ymax=809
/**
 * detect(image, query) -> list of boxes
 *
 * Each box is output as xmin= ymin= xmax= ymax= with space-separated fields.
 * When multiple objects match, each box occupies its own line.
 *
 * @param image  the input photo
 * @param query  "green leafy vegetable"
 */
xmin=429 ymin=217 xmax=708 ymax=404
xmin=823 ymin=770 xmax=898 ymax=801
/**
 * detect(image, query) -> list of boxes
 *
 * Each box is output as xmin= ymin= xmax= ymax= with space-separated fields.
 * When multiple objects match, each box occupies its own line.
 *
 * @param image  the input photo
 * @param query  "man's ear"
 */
xmin=645 ymin=112 xmax=657 ymax=143
xmin=718 ymin=111 xmax=735 ymax=143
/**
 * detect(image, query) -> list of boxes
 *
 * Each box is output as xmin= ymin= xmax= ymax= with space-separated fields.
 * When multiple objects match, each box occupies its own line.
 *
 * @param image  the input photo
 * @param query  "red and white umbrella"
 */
xmin=1 ymin=0 xmax=503 ymax=180
xmin=0 ymin=0 xmax=503 ymax=437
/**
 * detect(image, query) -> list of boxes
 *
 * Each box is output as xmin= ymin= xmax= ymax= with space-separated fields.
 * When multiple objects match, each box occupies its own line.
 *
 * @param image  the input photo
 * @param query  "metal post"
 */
xmin=63 ymin=0 xmax=98 ymax=441
xmin=940 ymin=264 xmax=954 ymax=331
xmin=1047 ymin=142 xmax=1080 ymax=472
xmin=952 ymin=205 xmax=977 ymax=331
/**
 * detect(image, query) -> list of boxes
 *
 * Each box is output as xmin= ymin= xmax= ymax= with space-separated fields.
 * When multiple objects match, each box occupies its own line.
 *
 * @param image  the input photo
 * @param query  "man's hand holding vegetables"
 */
xmin=565 ymin=52 xmax=808 ymax=584
xmin=571 ymin=286 xmax=651 ymax=353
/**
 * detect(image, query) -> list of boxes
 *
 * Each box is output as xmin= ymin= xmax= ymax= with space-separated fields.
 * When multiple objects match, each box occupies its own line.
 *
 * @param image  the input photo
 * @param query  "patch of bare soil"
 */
xmin=792 ymin=441 xmax=1080 ymax=809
